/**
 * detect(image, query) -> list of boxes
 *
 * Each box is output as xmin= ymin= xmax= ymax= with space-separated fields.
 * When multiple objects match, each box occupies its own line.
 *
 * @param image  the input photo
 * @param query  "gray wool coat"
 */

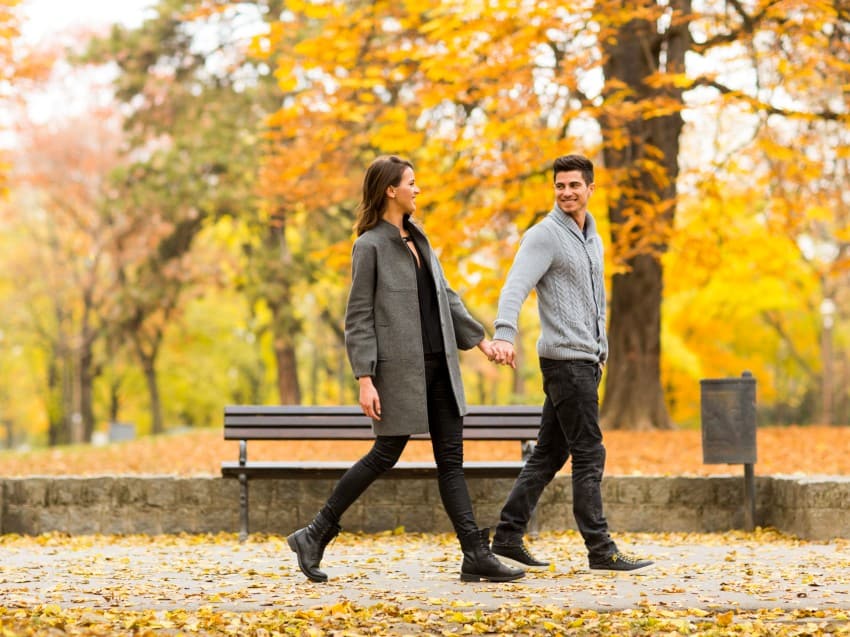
xmin=344 ymin=217 xmax=485 ymax=436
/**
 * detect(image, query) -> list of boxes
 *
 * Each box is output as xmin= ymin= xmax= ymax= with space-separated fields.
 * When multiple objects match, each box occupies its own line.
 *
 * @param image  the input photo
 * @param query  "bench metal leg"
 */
xmin=238 ymin=473 xmax=249 ymax=542
xmin=744 ymin=463 xmax=756 ymax=531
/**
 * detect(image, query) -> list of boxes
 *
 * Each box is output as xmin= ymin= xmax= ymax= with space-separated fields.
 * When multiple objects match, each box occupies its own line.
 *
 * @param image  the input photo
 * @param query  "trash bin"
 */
xmin=109 ymin=422 xmax=136 ymax=443
xmin=700 ymin=371 xmax=757 ymax=530
xmin=700 ymin=371 xmax=757 ymax=465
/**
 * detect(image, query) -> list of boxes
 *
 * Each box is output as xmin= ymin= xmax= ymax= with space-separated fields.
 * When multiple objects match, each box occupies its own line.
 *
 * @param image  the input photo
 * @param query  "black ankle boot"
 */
xmin=459 ymin=528 xmax=525 ymax=582
xmin=491 ymin=534 xmax=550 ymax=568
xmin=287 ymin=511 xmax=341 ymax=582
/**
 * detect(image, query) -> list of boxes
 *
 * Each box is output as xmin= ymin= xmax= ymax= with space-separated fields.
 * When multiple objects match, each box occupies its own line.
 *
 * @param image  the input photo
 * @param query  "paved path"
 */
xmin=1 ymin=530 xmax=848 ymax=616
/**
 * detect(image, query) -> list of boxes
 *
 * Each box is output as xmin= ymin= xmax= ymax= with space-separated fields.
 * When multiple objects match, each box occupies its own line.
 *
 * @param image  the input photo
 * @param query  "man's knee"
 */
xmin=572 ymin=444 xmax=606 ymax=474
xmin=525 ymin=448 xmax=567 ymax=481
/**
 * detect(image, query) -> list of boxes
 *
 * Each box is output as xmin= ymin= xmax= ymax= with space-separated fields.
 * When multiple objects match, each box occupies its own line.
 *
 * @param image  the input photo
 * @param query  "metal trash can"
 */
xmin=700 ymin=371 xmax=757 ymax=530
xmin=109 ymin=422 xmax=136 ymax=443
xmin=700 ymin=371 xmax=757 ymax=465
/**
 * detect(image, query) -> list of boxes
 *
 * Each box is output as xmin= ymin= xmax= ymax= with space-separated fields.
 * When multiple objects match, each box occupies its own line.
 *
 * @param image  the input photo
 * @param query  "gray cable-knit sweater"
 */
xmin=493 ymin=207 xmax=608 ymax=363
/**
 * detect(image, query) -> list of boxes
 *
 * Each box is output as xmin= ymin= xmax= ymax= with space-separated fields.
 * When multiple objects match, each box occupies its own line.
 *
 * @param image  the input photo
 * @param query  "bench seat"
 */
xmin=222 ymin=404 xmax=542 ymax=539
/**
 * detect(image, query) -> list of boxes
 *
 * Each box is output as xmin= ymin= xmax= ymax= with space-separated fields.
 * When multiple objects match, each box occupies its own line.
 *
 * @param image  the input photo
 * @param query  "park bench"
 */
xmin=221 ymin=404 xmax=542 ymax=540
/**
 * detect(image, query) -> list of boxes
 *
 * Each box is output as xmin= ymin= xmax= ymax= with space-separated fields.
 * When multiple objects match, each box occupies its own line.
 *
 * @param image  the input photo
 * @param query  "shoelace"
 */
xmin=612 ymin=551 xmax=643 ymax=565
xmin=518 ymin=544 xmax=537 ymax=560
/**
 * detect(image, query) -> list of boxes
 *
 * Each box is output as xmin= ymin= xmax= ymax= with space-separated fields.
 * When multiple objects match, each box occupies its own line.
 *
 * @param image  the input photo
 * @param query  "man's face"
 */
xmin=554 ymin=170 xmax=595 ymax=218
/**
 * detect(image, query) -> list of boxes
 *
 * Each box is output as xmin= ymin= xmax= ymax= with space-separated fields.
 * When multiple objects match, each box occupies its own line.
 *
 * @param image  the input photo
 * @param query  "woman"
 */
xmin=287 ymin=155 xmax=524 ymax=583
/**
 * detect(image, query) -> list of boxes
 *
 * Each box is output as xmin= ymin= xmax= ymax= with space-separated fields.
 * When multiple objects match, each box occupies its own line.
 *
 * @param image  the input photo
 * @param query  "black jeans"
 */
xmin=322 ymin=355 xmax=478 ymax=539
xmin=494 ymin=358 xmax=617 ymax=561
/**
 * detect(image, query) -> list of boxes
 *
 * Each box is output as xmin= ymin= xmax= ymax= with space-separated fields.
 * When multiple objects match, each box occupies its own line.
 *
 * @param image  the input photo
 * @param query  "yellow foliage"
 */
xmin=242 ymin=0 xmax=850 ymax=423
xmin=272 ymin=60 xmax=297 ymax=92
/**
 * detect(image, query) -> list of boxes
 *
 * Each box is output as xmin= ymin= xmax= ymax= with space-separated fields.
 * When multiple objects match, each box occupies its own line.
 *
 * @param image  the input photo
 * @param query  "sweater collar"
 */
xmin=548 ymin=206 xmax=596 ymax=239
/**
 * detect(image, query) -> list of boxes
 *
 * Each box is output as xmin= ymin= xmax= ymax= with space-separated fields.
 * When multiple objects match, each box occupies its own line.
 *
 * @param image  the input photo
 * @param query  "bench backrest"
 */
xmin=224 ymin=405 xmax=542 ymax=441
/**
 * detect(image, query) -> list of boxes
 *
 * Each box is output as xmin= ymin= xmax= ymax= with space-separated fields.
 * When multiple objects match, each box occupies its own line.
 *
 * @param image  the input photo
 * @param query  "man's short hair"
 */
xmin=553 ymin=154 xmax=594 ymax=185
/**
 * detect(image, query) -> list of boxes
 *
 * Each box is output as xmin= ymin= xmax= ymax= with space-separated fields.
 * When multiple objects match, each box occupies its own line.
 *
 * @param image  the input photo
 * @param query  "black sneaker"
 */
xmin=589 ymin=551 xmax=653 ymax=572
xmin=491 ymin=541 xmax=550 ymax=568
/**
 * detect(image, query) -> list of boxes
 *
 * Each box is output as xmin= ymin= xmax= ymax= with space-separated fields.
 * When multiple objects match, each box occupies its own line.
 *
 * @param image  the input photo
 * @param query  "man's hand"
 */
xmin=358 ymin=376 xmax=381 ymax=421
xmin=491 ymin=339 xmax=516 ymax=369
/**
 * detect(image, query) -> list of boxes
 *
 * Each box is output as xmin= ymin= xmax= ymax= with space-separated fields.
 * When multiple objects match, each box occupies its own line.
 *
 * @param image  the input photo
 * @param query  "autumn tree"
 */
xmin=82 ymin=0 xmax=275 ymax=428
xmin=9 ymin=110 xmax=128 ymax=444
xmin=259 ymin=0 xmax=849 ymax=428
xmin=0 ymin=0 xmax=19 ymax=196
xmin=86 ymin=0 xmax=362 ymax=408
xmin=661 ymin=1 xmax=850 ymax=426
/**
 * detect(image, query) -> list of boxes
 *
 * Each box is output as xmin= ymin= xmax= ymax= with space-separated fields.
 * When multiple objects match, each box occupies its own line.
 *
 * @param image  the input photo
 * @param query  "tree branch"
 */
xmin=692 ymin=0 xmax=785 ymax=53
xmin=760 ymin=310 xmax=817 ymax=381
xmin=691 ymin=76 xmax=850 ymax=122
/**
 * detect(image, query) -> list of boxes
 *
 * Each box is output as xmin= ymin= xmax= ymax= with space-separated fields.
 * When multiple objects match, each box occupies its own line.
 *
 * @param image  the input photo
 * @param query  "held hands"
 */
xmin=358 ymin=376 xmax=381 ymax=421
xmin=477 ymin=338 xmax=495 ymax=360
xmin=478 ymin=338 xmax=516 ymax=369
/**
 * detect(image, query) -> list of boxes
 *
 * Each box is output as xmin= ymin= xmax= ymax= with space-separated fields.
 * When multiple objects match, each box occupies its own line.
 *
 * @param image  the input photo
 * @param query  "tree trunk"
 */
xmin=46 ymin=350 xmax=67 ymax=446
xmin=274 ymin=331 xmax=301 ymax=404
xmin=79 ymin=340 xmax=97 ymax=442
xmin=597 ymin=1 xmax=690 ymax=430
xmin=64 ymin=346 xmax=83 ymax=444
xmin=132 ymin=329 xmax=164 ymax=435
xmin=602 ymin=255 xmax=671 ymax=430
xmin=266 ymin=208 xmax=302 ymax=405
xmin=140 ymin=352 xmax=164 ymax=435
xmin=108 ymin=376 xmax=121 ymax=422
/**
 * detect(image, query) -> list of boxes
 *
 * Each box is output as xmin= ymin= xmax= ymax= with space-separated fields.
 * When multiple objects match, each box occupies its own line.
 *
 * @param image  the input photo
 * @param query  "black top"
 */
xmin=407 ymin=234 xmax=444 ymax=355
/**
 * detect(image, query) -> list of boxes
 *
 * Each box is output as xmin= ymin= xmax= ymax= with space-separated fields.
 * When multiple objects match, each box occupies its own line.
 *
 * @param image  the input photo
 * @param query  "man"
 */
xmin=489 ymin=154 xmax=652 ymax=572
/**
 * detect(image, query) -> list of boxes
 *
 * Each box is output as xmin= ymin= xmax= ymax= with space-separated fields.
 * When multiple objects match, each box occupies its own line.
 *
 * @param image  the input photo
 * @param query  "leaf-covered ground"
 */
xmin=0 ymin=529 xmax=848 ymax=636
xmin=1 ymin=603 xmax=847 ymax=636
xmin=1 ymin=425 xmax=847 ymax=477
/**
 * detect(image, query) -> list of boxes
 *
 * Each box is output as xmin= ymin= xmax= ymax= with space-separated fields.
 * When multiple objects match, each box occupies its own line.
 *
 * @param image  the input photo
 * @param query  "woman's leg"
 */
xmin=425 ymin=357 xmax=477 ymax=538
xmin=288 ymin=435 xmax=407 ymax=582
xmin=323 ymin=435 xmax=408 ymax=524
xmin=425 ymin=356 xmax=524 ymax=582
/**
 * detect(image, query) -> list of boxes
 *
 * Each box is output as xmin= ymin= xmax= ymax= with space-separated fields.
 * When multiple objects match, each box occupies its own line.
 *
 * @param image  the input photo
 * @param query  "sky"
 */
xmin=20 ymin=0 xmax=155 ymax=43
xmin=8 ymin=0 xmax=156 ymax=129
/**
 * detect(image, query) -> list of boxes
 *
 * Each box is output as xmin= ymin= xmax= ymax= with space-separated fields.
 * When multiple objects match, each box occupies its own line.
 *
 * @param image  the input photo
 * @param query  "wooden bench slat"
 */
xmin=221 ymin=460 xmax=525 ymax=480
xmin=224 ymin=415 xmax=372 ymax=427
xmin=462 ymin=415 xmax=540 ymax=424
xmin=224 ymin=428 xmax=539 ymax=441
xmin=225 ymin=405 xmax=362 ymax=413
xmin=225 ymin=406 xmax=541 ymax=420
xmin=224 ymin=416 xmax=540 ymax=427
xmin=224 ymin=427 xmax=426 ymax=440
xmin=223 ymin=416 xmax=541 ymax=424
xmin=224 ymin=422 xmax=540 ymax=438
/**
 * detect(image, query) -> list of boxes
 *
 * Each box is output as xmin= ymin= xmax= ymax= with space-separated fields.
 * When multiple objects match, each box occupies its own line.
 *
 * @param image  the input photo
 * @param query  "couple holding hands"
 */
xmin=288 ymin=154 xmax=652 ymax=584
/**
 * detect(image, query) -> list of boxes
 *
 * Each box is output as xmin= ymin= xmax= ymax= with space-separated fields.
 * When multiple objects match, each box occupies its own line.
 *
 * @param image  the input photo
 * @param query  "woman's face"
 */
xmin=388 ymin=167 xmax=419 ymax=214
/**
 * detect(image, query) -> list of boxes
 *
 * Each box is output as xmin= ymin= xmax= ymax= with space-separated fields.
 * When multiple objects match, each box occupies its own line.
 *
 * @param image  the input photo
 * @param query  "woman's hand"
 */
xmin=358 ymin=376 xmax=381 ymax=421
xmin=477 ymin=338 xmax=496 ymax=361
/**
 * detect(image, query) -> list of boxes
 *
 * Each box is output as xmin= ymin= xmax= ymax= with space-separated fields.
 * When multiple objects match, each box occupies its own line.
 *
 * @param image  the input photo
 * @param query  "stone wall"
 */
xmin=0 ymin=475 xmax=846 ymax=540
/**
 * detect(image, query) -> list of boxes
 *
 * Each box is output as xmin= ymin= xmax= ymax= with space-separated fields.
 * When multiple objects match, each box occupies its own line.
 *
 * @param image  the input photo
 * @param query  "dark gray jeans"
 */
xmin=494 ymin=358 xmax=617 ymax=561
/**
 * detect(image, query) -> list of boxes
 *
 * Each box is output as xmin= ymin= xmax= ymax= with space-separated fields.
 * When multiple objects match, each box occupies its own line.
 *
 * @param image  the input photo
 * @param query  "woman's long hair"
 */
xmin=354 ymin=155 xmax=413 ymax=236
